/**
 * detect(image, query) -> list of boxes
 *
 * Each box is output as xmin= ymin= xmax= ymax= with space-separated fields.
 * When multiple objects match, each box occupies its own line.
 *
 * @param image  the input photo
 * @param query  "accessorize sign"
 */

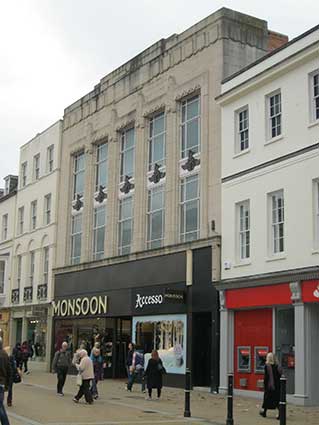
xmin=132 ymin=286 xmax=186 ymax=314
xmin=52 ymin=295 xmax=108 ymax=317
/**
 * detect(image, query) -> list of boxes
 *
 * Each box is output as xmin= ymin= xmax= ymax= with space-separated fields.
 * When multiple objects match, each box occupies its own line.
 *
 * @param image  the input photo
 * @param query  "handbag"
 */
xmin=13 ymin=370 xmax=22 ymax=384
xmin=76 ymin=373 xmax=83 ymax=386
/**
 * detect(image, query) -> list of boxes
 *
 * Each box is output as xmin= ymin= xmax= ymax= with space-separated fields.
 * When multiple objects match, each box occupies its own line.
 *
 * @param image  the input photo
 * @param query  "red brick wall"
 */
xmin=268 ymin=30 xmax=289 ymax=52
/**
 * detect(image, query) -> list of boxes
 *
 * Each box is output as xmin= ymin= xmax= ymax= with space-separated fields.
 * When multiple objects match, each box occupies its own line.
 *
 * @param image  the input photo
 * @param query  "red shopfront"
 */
xmin=226 ymin=283 xmax=295 ymax=393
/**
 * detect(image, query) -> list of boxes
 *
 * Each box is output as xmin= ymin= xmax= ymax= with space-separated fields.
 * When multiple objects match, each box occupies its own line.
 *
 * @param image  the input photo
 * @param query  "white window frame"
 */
xmin=29 ymin=251 xmax=35 ymax=286
xmin=34 ymin=154 xmax=40 ymax=180
xmin=30 ymin=200 xmax=37 ymax=230
xmin=95 ymin=142 xmax=108 ymax=192
xmin=181 ymin=95 xmax=201 ymax=159
xmin=237 ymin=200 xmax=250 ymax=261
xmin=18 ymin=207 xmax=24 ymax=234
xmin=310 ymin=70 xmax=319 ymax=123
xmin=147 ymin=185 xmax=165 ymax=249
xmin=73 ymin=152 xmax=85 ymax=199
xmin=235 ymin=106 xmax=249 ymax=153
xmin=266 ymin=90 xmax=282 ymax=141
xmin=269 ymin=190 xmax=285 ymax=255
xmin=71 ymin=213 xmax=82 ymax=265
xmin=180 ymin=174 xmax=200 ymax=242
xmin=93 ymin=205 xmax=106 ymax=260
xmin=118 ymin=196 xmax=133 ymax=255
xmin=44 ymin=194 xmax=51 ymax=225
xmin=47 ymin=145 xmax=54 ymax=173
xmin=21 ymin=162 xmax=27 ymax=187
xmin=120 ymin=128 xmax=135 ymax=183
xmin=2 ymin=214 xmax=8 ymax=241
xmin=148 ymin=112 xmax=166 ymax=171
xmin=43 ymin=247 xmax=49 ymax=285
xmin=17 ymin=255 xmax=22 ymax=289
xmin=0 ymin=260 xmax=5 ymax=294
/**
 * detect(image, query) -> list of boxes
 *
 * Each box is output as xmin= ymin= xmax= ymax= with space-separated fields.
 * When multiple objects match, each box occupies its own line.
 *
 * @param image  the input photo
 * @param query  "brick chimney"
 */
xmin=268 ymin=30 xmax=289 ymax=52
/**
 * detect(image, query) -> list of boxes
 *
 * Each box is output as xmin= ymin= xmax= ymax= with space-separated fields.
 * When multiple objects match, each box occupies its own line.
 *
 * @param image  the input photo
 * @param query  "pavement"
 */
xmin=5 ymin=368 xmax=319 ymax=425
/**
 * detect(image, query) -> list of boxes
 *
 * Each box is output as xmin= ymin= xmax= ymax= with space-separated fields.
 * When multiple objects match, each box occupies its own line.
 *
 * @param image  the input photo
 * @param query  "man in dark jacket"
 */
xmin=52 ymin=342 xmax=71 ymax=396
xmin=0 ymin=338 xmax=11 ymax=425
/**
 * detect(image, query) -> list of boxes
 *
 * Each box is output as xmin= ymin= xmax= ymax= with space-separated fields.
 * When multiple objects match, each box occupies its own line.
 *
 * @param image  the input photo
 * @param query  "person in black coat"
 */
xmin=144 ymin=350 xmax=166 ymax=400
xmin=13 ymin=343 xmax=23 ymax=371
xmin=260 ymin=352 xmax=282 ymax=420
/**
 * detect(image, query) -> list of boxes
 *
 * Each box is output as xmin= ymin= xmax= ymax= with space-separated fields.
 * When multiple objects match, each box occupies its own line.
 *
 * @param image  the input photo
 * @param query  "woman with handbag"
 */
xmin=73 ymin=350 xmax=94 ymax=405
xmin=4 ymin=346 xmax=21 ymax=407
xmin=144 ymin=350 xmax=166 ymax=400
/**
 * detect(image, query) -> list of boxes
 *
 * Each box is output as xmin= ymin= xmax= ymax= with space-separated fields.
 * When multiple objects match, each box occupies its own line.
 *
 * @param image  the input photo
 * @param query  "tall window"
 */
xmin=95 ymin=142 xmax=108 ymax=191
xmin=2 ymin=214 xmax=8 ymax=241
xmin=314 ymin=180 xmax=319 ymax=247
xmin=93 ymin=206 xmax=106 ymax=260
xmin=44 ymin=194 xmax=51 ymax=225
xmin=270 ymin=190 xmax=284 ymax=254
xmin=0 ymin=261 xmax=5 ymax=294
xmin=120 ymin=128 xmax=135 ymax=182
xmin=148 ymin=112 xmax=165 ymax=170
xmin=18 ymin=207 xmax=24 ymax=234
xmin=147 ymin=186 xmax=165 ymax=249
xmin=118 ymin=197 xmax=133 ymax=255
xmin=71 ymin=214 xmax=82 ymax=264
xmin=180 ymin=174 xmax=200 ymax=242
xmin=181 ymin=95 xmax=200 ymax=158
xmin=17 ymin=255 xmax=22 ymax=289
xmin=34 ymin=154 xmax=40 ymax=180
xmin=21 ymin=162 xmax=27 ymax=187
xmin=238 ymin=201 xmax=250 ymax=260
xmin=47 ymin=145 xmax=54 ymax=172
xmin=30 ymin=200 xmax=37 ymax=230
xmin=236 ymin=107 xmax=249 ymax=152
xmin=312 ymin=72 xmax=319 ymax=122
xmin=73 ymin=152 xmax=85 ymax=199
xmin=29 ymin=251 xmax=35 ymax=286
xmin=268 ymin=91 xmax=282 ymax=139
xmin=43 ymin=247 xmax=49 ymax=285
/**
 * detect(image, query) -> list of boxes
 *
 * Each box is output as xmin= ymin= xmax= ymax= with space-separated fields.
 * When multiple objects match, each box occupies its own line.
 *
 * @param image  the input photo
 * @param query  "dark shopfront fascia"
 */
xmin=53 ymin=247 xmax=220 ymax=390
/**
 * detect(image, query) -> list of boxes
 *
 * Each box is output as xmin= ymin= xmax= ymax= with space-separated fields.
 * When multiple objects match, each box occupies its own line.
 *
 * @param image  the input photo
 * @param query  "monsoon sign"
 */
xmin=52 ymin=295 xmax=108 ymax=317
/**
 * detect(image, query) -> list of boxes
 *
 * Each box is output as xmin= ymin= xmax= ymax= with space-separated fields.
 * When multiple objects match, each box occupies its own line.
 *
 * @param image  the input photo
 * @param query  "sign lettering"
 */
xmin=52 ymin=295 xmax=108 ymax=317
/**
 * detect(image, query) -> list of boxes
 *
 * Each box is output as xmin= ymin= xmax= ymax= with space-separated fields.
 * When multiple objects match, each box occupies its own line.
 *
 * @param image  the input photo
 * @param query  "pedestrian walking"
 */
xmin=127 ymin=347 xmax=145 ymax=393
xmin=4 ymin=347 xmax=21 ymax=408
xmin=52 ymin=342 xmax=71 ymax=396
xmin=21 ymin=341 xmax=30 ymax=374
xmin=90 ymin=347 xmax=103 ymax=399
xmin=126 ymin=343 xmax=134 ymax=390
xmin=73 ymin=350 xmax=94 ymax=405
xmin=144 ymin=350 xmax=166 ymax=400
xmin=0 ymin=338 xmax=11 ymax=425
xmin=12 ymin=343 xmax=22 ymax=372
xmin=259 ymin=352 xmax=282 ymax=420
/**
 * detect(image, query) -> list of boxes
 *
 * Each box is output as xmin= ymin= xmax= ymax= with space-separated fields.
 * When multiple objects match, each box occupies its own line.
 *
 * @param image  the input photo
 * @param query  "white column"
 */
xmin=45 ymin=307 xmax=53 ymax=372
xmin=219 ymin=291 xmax=234 ymax=393
xmin=293 ymin=302 xmax=308 ymax=404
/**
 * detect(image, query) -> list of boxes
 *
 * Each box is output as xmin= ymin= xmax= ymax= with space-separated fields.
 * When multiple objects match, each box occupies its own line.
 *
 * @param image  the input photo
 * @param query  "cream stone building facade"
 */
xmin=0 ymin=175 xmax=18 ymax=346
xmin=53 ymin=8 xmax=286 ymax=389
xmin=9 ymin=120 xmax=62 ymax=369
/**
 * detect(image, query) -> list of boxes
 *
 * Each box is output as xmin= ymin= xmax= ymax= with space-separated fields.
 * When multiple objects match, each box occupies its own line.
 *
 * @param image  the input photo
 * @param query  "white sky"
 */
xmin=1 ymin=0 xmax=318 ymax=183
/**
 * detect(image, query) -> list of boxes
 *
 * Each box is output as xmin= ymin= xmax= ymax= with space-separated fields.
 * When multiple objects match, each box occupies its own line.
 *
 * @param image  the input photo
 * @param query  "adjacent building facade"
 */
xmin=218 ymin=26 xmax=319 ymax=404
xmin=53 ymin=8 xmax=285 ymax=389
xmin=0 ymin=175 xmax=18 ymax=346
xmin=9 ymin=121 xmax=62 ymax=368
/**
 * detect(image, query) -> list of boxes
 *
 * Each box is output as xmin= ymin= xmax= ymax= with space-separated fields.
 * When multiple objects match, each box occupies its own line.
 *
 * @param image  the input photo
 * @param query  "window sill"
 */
xmin=233 ymin=149 xmax=251 ymax=159
xmin=264 ymin=135 xmax=284 ymax=146
xmin=266 ymin=254 xmax=286 ymax=262
xmin=233 ymin=260 xmax=252 ymax=268
xmin=311 ymin=249 xmax=319 ymax=255
xmin=308 ymin=120 xmax=319 ymax=129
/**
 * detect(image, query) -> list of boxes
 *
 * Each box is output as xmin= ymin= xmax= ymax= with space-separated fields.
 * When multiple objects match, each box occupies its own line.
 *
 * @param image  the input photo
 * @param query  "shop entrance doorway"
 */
xmin=192 ymin=313 xmax=212 ymax=387
xmin=54 ymin=317 xmax=132 ymax=379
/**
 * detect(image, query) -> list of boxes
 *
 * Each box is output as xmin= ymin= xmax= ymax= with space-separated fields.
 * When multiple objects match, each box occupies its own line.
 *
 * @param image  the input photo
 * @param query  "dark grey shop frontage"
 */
xmin=53 ymin=247 xmax=219 ymax=390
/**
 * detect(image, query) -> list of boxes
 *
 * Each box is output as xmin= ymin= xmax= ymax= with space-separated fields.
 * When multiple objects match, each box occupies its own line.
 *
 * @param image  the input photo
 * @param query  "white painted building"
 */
xmin=218 ymin=25 xmax=319 ymax=405
xmin=0 ymin=175 xmax=18 ymax=345
xmin=9 ymin=120 xmax=62 ymax=368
